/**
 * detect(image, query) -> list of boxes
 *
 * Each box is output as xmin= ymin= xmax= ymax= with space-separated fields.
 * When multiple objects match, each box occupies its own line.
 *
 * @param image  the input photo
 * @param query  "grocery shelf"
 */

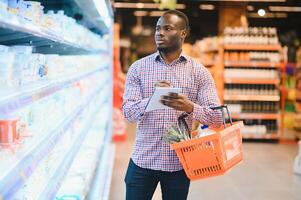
xmin=202 ymin=48 xmax=219 ymax=53
xmin=224 ymin=94 xmax=280 ymax=101
xmin=224 ymin=61 xmax=282 ymax=68
xmin=224 ymin=44 xmax=281 ymax=51
xmin=87 ymin=143 xmax=116 ymax=200
xmin=55 ymin=108 xmax=109 ymax=199
xmin=40 ymin=98 xmax=109 ymax=199
xmin=0 ymin=66 xmax=108 ymax=115
xmin=231 ymin=113 xmax=279 ymax=120
xmin=0 ymin=14 xmax=106 ymax=54
xmin=242 ymin=133 xmax=279 ymax=139
xmin=0 ymin=84 xmax=108 ymax=199
xmin=224 ymin=78 xmax=280 ymax=85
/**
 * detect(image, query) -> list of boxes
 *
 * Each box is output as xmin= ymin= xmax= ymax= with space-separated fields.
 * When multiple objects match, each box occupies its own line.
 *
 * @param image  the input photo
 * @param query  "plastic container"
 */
xmin=196 ymin=125 xmax=216 ymax=138
xmin=0 ymin=52 xmax=16 ymax=88
xmin=170 ymin=105 xmax=244 ymax=180
xmin=0 ymin=116 xmax=19 ymax=146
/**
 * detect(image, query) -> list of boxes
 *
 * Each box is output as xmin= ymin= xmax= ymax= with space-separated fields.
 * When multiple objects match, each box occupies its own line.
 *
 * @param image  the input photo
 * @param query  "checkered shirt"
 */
xmin=122 ymin=51 xmax=223 ymax=172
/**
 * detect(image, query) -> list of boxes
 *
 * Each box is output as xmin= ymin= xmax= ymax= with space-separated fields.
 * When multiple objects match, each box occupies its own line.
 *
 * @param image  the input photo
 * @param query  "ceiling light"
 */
xmin=258 ymin=9 xmax=266 ymax=16
xmin=113 ymin=2 xmax=186 ymax=9
xmin=269 ymin=6 xmax=301 ymax=12
xmin=199 ymin=4 xmax=215 ymax=10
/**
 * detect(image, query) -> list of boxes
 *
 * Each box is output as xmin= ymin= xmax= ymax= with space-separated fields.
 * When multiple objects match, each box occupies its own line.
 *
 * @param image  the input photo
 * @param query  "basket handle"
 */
xmin=210 ymin=105 xmax=233 ymax=128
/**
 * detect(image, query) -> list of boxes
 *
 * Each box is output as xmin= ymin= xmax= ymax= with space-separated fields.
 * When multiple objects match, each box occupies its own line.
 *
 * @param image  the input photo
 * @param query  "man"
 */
xmin=122 ymin=10 xmax=222 ymax=200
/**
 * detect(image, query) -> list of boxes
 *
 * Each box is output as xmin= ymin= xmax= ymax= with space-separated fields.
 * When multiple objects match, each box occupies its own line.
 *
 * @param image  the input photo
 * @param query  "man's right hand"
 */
xmin=154 ymin=80 xmax=171 ymax=87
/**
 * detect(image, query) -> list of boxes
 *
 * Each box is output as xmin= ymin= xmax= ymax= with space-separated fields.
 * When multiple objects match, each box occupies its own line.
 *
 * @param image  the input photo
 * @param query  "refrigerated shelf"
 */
xmin=55 ymin=108 xmax=109 ymax=199
xmin=0 ymin=13 xmax=106 ymax=54
xmin=0 ymin=65 xmax=109 ymax=115
xmin=87 ymin=143 xmax=115 ymax=200
xmin=0 ymin=82 xmax=108 ymax=199
xmin=40 ymin=98 xmax=109 ymax=199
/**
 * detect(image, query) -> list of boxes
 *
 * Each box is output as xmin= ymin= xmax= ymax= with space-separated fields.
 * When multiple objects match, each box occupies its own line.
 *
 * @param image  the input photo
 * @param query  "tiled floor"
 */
xmin=109 ymin=123 xmax=301 ymax=200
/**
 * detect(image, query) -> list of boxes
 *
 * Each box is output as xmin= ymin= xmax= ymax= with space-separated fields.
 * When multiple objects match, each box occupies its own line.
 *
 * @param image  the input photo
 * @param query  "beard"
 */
xmin=157 ymin=42 xmax=182 ymax=53
xmin=157 ymin=43 xmax=180 ymax=53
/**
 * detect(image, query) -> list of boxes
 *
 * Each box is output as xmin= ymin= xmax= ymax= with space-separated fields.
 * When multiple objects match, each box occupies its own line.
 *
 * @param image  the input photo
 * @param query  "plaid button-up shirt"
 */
xmin=122 ymin=51 xmax=222 ymax=172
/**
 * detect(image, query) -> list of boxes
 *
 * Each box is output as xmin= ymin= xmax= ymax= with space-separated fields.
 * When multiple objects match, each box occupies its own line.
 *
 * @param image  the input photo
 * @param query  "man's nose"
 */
xmin=156 ymin=29 xmax=164 ymax=36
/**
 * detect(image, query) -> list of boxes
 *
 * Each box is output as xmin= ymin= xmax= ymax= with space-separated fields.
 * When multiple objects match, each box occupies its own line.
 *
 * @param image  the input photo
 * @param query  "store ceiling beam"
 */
xmin=113 ymin=2 xmax=186 ymax=9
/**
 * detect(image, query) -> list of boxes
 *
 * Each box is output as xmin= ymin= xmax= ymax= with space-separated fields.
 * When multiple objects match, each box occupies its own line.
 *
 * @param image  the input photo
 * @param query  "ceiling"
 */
xmin=113 ymin=0 xmax=301 ymax=44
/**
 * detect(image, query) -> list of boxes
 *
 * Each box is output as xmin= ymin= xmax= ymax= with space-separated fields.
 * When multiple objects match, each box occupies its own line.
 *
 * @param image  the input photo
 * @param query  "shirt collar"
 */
xmin=154 ymin=51 xmax=188 ymax=63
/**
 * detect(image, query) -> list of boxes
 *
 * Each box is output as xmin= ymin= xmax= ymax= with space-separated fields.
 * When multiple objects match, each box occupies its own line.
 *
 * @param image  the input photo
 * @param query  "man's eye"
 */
xmin=166 ymin=27 xmax=171 ymax=31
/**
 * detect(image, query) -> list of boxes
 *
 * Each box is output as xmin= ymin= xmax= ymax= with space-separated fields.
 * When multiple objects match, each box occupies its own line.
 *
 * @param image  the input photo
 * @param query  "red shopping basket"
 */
xmin=170 ymin=105 xmax=244 ymax=181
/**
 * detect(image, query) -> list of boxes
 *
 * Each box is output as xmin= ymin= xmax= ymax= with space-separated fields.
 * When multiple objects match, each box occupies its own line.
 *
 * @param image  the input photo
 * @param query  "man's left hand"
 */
xmin=160 ymin=92 xmax=194 ymax=113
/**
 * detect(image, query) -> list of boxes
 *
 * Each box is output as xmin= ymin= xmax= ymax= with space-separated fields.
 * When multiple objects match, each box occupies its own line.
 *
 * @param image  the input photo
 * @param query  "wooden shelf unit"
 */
xmin=242 ymin=133 xmax=279 ymax=139
xmin=231 ymin=113 xmax=279 ymax=120
xmin=224 ymin=78 xmax=280 ymax=85
xmin=224 ymin=61 xmax=282 ymax=68
xmin=220 ymin=43 xmax=283 ymax=140
xmin=223 ymin=44 xmax=282 ymax=51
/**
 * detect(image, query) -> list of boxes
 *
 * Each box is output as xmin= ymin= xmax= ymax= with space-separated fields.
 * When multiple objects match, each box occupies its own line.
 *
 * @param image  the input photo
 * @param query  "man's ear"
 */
xmin=181 ymin=30 xmax=188 ymax=38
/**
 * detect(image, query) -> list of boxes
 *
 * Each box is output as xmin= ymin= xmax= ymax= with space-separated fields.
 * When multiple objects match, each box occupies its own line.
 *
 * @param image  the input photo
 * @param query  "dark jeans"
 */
xmin=125 ymin=159 xmax=190 ymax=200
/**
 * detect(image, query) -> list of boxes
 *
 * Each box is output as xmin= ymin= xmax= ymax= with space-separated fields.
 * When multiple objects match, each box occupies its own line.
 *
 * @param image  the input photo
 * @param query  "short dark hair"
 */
xmin=163 ymin=10 xmax=190 ymax=31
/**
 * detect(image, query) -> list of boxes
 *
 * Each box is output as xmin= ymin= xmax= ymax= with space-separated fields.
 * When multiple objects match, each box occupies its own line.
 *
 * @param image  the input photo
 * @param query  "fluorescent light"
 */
xmin=114 ymin=2 xmax=186 ymax=9
xmin=93 ymin=0 xmax=112 ymax=27
xmin=149 ymin=11 xmax=166 ymax=17
xmin=258 ymin=9 xmax=266 ymax=16
xmin=247 ymin=5 xmax=254 ymax=11
xmin=199 ymin=4 xmax=215 ymax=10
xmin=269 ymin=6 xmax=301 ymax=12
xmin=248 ymin=12 xmax=288 ymax=18
xmin=134 ymin=11 xmax=148 ymax=16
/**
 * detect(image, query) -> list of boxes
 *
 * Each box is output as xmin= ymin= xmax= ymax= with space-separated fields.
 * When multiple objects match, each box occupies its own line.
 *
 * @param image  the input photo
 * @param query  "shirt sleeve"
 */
xmin=122 ymin=62 xmax=149 ymax=123
xmin=191 ymin=66 xmax=223 ymax=128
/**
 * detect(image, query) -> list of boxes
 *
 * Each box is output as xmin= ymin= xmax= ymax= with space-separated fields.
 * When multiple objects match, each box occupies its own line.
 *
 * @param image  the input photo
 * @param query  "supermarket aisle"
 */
xmin=109 ymin=123 xmax=301 ymax=200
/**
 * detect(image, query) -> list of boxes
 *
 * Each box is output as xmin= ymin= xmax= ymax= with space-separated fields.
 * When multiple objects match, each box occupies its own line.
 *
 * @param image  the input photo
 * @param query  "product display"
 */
xmin=222 ymin=26 xmax=282 ymax=139
xmin=0 ymin=0 xmax=113 ymax=199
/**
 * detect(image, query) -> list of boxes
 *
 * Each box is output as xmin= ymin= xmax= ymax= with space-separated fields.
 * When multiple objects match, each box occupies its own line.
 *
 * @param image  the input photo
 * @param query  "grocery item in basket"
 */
xmin=196 ymin=125 xmax=215 ymax=138
xmin=163 ymin=124 xmax=189 ymax=144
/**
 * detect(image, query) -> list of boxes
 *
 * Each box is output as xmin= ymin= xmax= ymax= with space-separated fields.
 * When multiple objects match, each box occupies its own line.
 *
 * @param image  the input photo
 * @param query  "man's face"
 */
xmin=155 ymin=14 xmax=186 ymax=52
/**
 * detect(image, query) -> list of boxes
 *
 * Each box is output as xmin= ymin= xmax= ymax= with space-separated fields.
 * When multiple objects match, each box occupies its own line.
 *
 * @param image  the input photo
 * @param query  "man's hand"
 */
xmin=160 ymin=92 xmax=194 ymax=113
xmin=154 ymin=80 xmax=171 ymax=87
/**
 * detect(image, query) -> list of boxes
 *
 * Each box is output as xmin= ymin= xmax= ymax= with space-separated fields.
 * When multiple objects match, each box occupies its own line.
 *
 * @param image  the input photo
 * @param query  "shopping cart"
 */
xmin=171 ymin=105 xmax=244 ymax=180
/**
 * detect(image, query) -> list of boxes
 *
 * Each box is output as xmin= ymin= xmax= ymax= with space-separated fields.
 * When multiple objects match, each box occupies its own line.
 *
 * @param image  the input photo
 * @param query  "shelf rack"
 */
xmin=0 ymin=14 xmax=106 ymax=55
xmin=220 ymin=43 xmax=283 ymax=140
xmin=0 ymin=0 xmax=113 ymax=199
